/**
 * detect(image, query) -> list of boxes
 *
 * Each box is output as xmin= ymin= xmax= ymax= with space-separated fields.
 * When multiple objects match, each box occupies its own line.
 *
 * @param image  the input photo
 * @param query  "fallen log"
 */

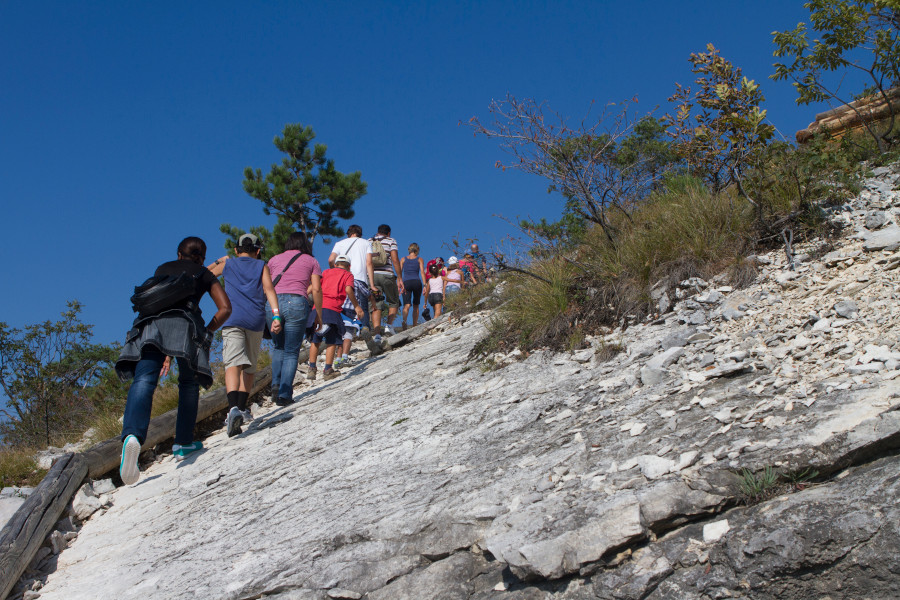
xmin=813 ymin=87 xmax=900 ymax=121
xmin=81 ymin=367 xmax=273 ymax=479
xmin=385 ymin=313 xmax=451 ymax=349
xmin=797 ymin=88 xmax=900 ymax=143
xmin=0 ymin=453 xmax=88 ymax=600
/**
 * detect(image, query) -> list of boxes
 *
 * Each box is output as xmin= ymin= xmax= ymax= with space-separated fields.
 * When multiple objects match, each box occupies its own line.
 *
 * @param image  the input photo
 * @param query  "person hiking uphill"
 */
xmin=400 ymin=242 xmax=425 ymax=330
xmin=306 ymin=254 xmax=365 ymax=381
xmin=208 ymin=234 xmax=282 ymax=437
xmin=369 ymin=224 xmax=402 ymax=346
xmin=266 ymin=232 xmax=323 ymax=406
xmin=328 ymin=225 xmax=376 ymax=331
xmin=116 ymin=236 xmax=231 ymax=485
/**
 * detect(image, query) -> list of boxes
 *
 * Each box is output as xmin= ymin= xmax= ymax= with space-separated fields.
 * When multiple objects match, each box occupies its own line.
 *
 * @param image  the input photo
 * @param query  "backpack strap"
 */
xmin=272 ymin=252 xmax=304 ymax=287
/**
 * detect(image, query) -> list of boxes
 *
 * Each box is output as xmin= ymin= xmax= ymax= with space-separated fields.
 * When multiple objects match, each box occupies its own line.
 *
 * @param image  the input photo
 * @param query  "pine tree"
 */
xmin=232 ymin=124 xmax=367 ymax=255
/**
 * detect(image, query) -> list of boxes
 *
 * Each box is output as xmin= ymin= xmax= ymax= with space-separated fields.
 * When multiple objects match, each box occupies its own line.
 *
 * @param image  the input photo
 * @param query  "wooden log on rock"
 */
xmin=82 ymin=367 xmax=273 ymax=479
xmin=385 ymin=313 xmax=451 ymax=349
xmin=797 ymin=87 xmax=900 ymax=143
xmin=0 ymin=453 xmax=88 ymax=600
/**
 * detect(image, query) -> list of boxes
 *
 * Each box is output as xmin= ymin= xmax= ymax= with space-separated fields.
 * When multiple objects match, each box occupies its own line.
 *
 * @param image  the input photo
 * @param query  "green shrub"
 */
xmin=0 ymin=447 xmax=46 ymax=488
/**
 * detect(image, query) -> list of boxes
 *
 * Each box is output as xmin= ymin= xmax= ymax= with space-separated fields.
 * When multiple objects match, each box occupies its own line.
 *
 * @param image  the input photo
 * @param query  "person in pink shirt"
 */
xmin=265 ymin=232 xmax=323 ymax=406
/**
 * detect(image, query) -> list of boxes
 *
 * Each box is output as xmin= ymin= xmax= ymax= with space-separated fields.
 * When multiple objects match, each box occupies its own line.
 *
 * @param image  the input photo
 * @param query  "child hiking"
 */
xmin=307 ymin=254 xmax=365 ymax=381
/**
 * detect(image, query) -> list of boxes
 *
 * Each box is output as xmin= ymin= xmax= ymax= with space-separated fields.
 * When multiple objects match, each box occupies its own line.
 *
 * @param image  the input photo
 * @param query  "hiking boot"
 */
xmin=323 ymin=368 xmax=341 ymax=381
xmin=334 ymin=356 xmax=353 ymax=369
xmin=226 ymin=407 xmax=243 ymax=437
xmin=306 ymin=366 xmax=317 ymax=381
xmin=366 ymin=336 xmax=383 ymax=355
xmin=119 ymin=435 xmax=141 ymax=485
xmin=240 ymin=409 xmax=254 ymax=423
xmin=275 ymin=397 xmax=294 ymax=407
xmin=173 ymin=442 xmax=203 ymax=461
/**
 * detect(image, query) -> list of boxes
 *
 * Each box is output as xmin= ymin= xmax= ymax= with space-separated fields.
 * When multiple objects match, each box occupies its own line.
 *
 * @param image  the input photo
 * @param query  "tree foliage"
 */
xmin=468 ymin=97 xmax=673 ymax=244
xmin=772 ymin=0 xmax=900 ymax=152
xmin=666 ymin=44 xmax=776 ymax=200
xmin=235 ymin=123 xmax=367 ymax=255
xmin=0 ymin=302 xmax=122 ymax=447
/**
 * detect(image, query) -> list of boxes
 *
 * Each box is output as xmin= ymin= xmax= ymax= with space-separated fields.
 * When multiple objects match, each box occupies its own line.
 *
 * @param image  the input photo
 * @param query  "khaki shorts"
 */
xmin=222 ymin=327 xmax=264 ymax=373
xmin=373 ymin=272 xmax=400 ymax=310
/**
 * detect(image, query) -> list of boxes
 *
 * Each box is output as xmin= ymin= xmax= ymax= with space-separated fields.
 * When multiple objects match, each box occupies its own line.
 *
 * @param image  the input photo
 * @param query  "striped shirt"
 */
xmin=371 ymin=235 xmax=398 ymax=275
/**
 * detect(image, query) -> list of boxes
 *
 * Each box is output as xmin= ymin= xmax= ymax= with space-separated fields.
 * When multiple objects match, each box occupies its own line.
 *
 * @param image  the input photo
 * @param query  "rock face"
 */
xmin=27 ymin=167 xmax=900 ymax=599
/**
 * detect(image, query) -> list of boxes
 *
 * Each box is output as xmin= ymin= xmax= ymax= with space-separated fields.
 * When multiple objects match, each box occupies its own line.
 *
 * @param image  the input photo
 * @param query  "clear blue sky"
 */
xmin=1 ymin=1 xmax=821 ymax=345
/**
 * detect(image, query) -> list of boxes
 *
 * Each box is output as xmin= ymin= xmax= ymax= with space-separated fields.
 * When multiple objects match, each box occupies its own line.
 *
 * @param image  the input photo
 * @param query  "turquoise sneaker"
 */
xmin=120 ymin=435 xmax=141 ymax=485
xmin=173 ymin=441 xmax=203 ymax=462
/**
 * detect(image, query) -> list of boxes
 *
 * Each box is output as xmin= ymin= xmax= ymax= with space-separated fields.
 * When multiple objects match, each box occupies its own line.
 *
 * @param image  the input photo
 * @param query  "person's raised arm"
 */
xmin=309 ymin=273 xmax=324 ymax=326
xmin=206 ymin=281 xmax=232 ymax=332
xmin=261 ymin=265 xmax=282 ymax=334
xmin=207 ymin=255 xmax=229 ymax=277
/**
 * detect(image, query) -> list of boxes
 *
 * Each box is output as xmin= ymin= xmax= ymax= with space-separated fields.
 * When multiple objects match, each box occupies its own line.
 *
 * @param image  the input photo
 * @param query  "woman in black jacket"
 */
xmin=115 ymin=236 xmax=231 ymax=485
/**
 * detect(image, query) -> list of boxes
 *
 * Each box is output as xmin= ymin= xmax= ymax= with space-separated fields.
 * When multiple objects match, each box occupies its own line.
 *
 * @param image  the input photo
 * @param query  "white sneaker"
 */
xmin=119 ymin=435 xmax=141 ymax=485
xmin=226 ymin=407 xmax=243 ymax=438
xmin=240 ymin=409 xmax=254 ymax=422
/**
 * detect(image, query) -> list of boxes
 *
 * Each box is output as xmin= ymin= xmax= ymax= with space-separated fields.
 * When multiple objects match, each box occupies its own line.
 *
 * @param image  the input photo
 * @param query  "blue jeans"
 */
xmin=121 ymin=347 xmax=199 ymax=446
xmin=267 ymin=294 xmax=310 ymax=400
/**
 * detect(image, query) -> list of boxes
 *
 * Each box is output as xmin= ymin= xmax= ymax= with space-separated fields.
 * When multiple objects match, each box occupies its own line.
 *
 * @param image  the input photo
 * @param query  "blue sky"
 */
xmin=1 ymin=1 xmax=823 ymax=345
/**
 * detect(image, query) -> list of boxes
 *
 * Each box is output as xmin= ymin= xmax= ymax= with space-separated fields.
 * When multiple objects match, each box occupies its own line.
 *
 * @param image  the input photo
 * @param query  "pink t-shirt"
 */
xmin=267 ymin=251 xmax=322 ymax=297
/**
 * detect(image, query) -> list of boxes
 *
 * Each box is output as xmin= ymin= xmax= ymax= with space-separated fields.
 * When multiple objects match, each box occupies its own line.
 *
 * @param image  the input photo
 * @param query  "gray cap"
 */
xmin=238 ymin=233 xmax=261 ymax=248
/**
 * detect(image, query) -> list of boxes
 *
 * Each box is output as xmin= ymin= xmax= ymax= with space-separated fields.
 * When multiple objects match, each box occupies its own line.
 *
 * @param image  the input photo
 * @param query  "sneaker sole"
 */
xmin=226 ymin=412 xmax=243 ymax=438
xmin=120 ymin=436 xmax=141 ymax=485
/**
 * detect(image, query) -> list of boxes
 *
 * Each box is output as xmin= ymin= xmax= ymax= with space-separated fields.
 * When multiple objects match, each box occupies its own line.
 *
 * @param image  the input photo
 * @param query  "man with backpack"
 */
xmin=369 ymin=224 xmax=402 ymax=346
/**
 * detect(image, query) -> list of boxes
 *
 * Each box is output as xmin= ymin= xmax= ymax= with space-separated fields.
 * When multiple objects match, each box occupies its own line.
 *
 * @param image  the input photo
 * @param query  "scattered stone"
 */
xmin=865 ymin=211 xmax=887 ymax=230
xmin=91 ymin=479 xmax=116 ymax=495
xmin=637 ymin=455 xmax=675 ymax=480
xmin=834 ymin=300 xmax=859 ymax=319
xmin=863 ymin=223 xmax=900 ymax=251
xmin=702 ymin=519 xmax=730 ymax=543
xmin=70 ymin=484 xmax=101 ymax=521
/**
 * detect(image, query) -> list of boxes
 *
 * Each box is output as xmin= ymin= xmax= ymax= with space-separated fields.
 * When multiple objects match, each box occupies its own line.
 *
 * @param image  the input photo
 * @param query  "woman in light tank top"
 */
xmin=400 ymin=243 xmax=425 ymax=330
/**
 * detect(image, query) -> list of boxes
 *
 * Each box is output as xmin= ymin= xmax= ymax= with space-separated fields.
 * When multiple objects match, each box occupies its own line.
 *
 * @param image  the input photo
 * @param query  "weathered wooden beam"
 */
xmin=0 ymin=453 xmax=88 ymax=600
xmin=385 ymin=313 xmax=451 ymax=349
xmin=82 ymin=367 xmax=273 ymax=479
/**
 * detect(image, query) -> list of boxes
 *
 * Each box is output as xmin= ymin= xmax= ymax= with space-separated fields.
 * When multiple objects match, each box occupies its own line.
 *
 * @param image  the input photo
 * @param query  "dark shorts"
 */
xmin=402 ymin=279 xmax=423 ymax=305
xmin=307 ymin=308 xmax=345 ymax=346
xmin=428 ymin=292 xmax=443 ymax=307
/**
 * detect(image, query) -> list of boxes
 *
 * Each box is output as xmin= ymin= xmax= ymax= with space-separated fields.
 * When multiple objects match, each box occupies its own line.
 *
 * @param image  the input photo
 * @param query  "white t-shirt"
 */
xmin=331 ymin=236 xmax=372 ymax=285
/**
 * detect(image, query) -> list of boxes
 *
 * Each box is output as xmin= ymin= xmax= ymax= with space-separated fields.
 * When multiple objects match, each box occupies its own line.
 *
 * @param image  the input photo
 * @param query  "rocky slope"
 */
xmin=12 ymin=168 xmax=900 ymax=599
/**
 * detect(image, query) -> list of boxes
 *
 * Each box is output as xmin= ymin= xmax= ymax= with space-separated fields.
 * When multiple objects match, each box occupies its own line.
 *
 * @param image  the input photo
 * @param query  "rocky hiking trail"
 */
xmin=12 ymin=168 xmax=900 ymax=599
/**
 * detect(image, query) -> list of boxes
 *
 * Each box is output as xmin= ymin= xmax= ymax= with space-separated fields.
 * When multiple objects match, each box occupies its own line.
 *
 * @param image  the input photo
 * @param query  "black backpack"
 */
xmin=131 ymin=271 xmax=201 ymax=317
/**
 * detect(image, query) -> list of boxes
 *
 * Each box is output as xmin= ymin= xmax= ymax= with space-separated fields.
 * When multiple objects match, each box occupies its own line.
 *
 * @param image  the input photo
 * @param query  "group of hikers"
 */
xmin=114 ymin=225 xmax=488 ymax=485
